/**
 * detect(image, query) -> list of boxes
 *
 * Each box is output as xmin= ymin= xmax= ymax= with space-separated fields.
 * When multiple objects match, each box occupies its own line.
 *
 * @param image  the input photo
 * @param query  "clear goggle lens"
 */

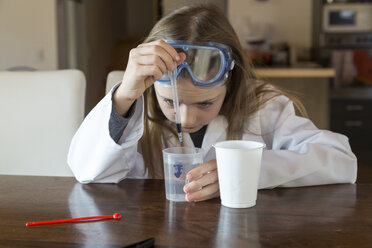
xmin=182 ymin=48 xmax=222 ymax=82
xmin=159 ymin=46 xmax=224 ymax=85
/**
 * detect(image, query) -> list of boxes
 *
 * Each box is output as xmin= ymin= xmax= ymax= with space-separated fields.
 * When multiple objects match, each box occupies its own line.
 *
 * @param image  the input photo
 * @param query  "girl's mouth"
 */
xmin=183 ymin=126 xmax=196 ymax=131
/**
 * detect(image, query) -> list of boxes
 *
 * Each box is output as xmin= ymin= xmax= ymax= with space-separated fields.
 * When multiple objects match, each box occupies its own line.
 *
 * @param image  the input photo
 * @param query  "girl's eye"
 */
xmin=164 ymin=99 xmax=174 ymax=106
xmin=198 ymin=102 xmax=212 ymax=108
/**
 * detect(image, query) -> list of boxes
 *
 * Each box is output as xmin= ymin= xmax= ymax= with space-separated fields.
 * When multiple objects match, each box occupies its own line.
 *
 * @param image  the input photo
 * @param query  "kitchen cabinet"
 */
xmin=330 ymin=88 xmax=372 ymax=148
xmin=255 ymin=68 xmax=335 ymax=130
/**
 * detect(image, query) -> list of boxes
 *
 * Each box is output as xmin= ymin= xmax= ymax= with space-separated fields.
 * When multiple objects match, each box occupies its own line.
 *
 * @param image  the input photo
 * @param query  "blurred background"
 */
xmin=1 ymin=0 xmax=371 ymax=171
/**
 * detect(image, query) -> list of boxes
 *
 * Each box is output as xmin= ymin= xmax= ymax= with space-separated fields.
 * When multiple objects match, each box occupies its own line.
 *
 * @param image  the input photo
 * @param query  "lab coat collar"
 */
xmin=202 ymin=115 xmax=227 ymax=160
xmin=163 ymin=115 xmax=228 ymax=161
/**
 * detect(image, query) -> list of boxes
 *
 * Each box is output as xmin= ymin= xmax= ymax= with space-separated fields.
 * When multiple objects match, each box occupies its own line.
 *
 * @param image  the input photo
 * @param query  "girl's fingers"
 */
xmin=177 ymin=52 xmax=187 ymax=65
xmin=186 ymin=182 xmax=220 ymax=202
xmin=136 ymin=65 xmax=163 ymax=81
xmin=184 ymin=169 xmax=218 ymax=193
xmin=183 ymin=159 xmax=219 ymax=202
xmin=119 ymin=40 xmax=187 ymax=102
xmin=156 ymin=40 xmax=181 ymax=62
xmin=135 ymin=55 xmax=168 ymax=76
xmin=137 ymin=41 xmax=178 ymax=71
xmin=139 ymin=40 xmax=180 ymax=61
xmin=186 ymin=159 xmax=217 ymax=181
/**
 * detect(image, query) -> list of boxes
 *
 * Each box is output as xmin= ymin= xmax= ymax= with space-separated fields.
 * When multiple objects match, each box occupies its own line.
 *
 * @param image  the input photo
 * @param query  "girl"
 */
xmin=68 ymin=4 xmax=357 ymax=202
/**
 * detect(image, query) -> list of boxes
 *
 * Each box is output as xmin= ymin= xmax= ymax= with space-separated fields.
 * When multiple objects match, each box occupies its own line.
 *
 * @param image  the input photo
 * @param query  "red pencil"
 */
xmin=25 ymin=213 xmax=122 ymax=226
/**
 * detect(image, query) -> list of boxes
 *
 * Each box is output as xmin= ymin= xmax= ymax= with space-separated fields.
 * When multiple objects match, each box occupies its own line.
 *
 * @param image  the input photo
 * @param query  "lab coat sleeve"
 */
xmin=67 ymin=90 xmax=146 ymax=184
xmin=258 ymin=95 xmax=357 ymax=189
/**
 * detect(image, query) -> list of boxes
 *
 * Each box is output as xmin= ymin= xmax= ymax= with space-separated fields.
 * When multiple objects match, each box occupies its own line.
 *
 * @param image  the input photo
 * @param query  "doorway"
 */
xmin=57 ymin=0 xmax=156 ymax=114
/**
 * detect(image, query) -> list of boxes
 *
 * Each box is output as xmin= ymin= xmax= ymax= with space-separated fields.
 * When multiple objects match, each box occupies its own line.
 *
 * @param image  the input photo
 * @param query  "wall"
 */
xmin=124 ymin=0 xmax=154 ymax=36
xmin=0 ymin=0 xmax=58 ymax=70
xmin=162 ymin=0 xmax=227 ymax=16
xmin=228 ymin=0 xmax=312 ymax=50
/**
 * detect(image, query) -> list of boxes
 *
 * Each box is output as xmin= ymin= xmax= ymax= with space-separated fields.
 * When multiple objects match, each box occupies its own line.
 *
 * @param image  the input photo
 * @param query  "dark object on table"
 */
xmin=122 ymin=237 xmax=155 ymax=248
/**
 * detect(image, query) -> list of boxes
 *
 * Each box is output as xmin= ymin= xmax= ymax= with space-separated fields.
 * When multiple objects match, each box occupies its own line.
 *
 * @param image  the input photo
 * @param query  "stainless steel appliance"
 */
xmin=323 ymin=3 xmax=372 ymax=33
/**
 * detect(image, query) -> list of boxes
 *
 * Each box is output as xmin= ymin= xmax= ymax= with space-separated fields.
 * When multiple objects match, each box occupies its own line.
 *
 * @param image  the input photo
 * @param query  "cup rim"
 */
xmin=212 ymin=140 xmax=266 ymax=150
xmin=162 ymin=146 xmax=204 ymax=155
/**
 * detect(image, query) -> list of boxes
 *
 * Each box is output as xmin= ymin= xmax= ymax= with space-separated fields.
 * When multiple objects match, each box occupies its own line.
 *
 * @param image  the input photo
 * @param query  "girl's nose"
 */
xmin=180 ymin=105 xmax=196 ymax=127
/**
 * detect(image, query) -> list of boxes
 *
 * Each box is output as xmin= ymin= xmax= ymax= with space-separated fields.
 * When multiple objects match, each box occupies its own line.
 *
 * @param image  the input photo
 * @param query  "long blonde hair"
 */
xmin=139 ymin=4 xmax=307 ymax=178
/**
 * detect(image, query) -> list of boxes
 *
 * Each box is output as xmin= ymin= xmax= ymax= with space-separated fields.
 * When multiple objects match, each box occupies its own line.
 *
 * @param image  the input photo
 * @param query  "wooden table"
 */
xmin=0 ymin=176 xmax=371 ymax=247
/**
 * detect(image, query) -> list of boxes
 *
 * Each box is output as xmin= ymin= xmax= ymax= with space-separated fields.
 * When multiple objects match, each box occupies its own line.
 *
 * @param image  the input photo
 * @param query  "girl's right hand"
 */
xmin=113 ymin=40 xmax=185 ymax=115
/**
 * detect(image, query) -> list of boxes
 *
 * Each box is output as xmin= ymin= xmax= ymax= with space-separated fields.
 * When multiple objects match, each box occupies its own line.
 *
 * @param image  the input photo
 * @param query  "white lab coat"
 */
xmin=67 ymin=87 xmax=357 ymax=189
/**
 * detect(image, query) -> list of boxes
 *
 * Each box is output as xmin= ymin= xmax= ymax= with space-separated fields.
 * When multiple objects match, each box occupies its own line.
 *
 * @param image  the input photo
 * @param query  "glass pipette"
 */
xmin=170 ymin=61 xmax=183 ymax=145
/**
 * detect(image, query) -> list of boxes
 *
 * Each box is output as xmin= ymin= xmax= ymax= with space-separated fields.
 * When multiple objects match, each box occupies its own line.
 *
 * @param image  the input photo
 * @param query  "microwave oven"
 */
xmin=323 ymin=3 xmax=372 ymax=33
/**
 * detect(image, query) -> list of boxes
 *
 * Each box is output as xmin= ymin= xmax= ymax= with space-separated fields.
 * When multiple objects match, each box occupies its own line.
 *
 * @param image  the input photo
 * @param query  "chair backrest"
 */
xmin=106 ymin=71 xmax=124 ymax=94
xmin=0 ymin=70 xmax=86 ymax=176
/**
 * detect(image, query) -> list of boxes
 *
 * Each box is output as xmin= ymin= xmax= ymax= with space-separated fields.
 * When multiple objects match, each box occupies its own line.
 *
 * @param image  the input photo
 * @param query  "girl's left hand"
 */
xmin=183 ymin=159 xmax=219 ymax=202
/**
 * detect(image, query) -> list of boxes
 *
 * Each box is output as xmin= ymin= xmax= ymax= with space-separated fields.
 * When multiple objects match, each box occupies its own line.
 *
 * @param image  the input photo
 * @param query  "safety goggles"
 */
xmin=157 ymin=40 xmax=235 ymax=88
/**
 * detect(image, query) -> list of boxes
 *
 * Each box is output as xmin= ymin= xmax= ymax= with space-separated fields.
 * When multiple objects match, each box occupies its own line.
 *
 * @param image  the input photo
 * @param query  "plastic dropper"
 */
xmin=26 ymin=213 xmax=122 ymax=226
xmin=170 ymin=61 xmax=183 ymax=145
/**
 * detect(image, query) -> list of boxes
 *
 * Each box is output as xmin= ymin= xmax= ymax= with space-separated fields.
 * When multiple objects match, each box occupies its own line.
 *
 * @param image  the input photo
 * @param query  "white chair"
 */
xmin=0 ymin=69 xmax=86 ymax=176
xmin=106 ymin=71 xmax=124 ymax=94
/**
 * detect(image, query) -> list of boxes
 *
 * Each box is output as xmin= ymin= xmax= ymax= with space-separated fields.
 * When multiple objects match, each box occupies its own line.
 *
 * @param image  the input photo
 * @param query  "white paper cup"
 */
xmin=213 ymin=140 xmax=265 ymax=208
xmin=162 ymin=147 xmax=204 ymax=202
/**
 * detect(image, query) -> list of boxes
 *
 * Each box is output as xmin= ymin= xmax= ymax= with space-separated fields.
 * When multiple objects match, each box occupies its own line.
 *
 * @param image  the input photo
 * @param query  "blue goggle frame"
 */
xmin=157 ymin=40 xmax=235 ymax=88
